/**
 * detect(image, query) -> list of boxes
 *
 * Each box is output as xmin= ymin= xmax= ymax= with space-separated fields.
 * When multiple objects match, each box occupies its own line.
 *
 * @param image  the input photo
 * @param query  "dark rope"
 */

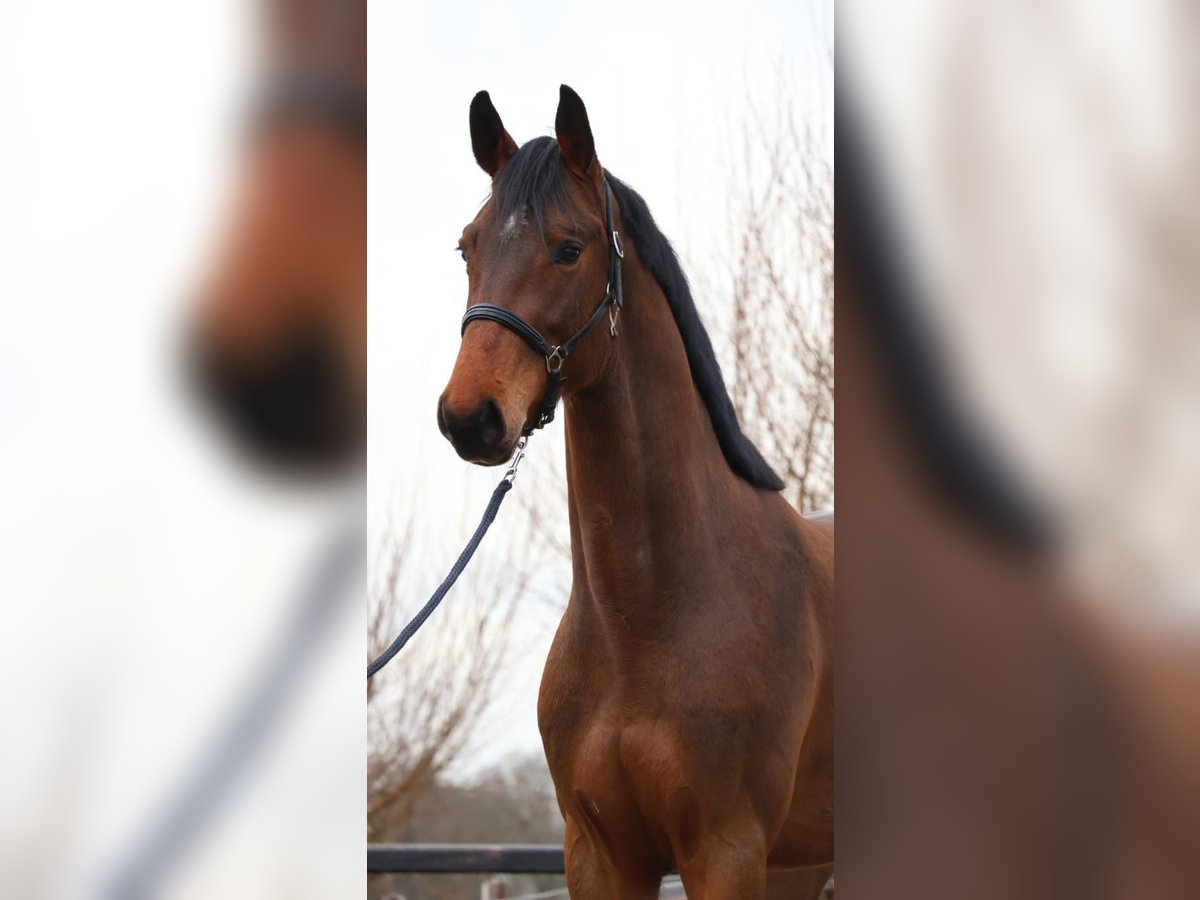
xmin=104 ymin=510 xmax=362 ymax=900
xmin=367 ymin=476 xmax=514 ymax=679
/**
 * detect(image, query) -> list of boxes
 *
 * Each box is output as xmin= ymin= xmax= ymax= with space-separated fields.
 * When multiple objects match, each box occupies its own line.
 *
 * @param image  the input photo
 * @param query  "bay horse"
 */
xmin=439 ymin=85 xmax=834 ymax=899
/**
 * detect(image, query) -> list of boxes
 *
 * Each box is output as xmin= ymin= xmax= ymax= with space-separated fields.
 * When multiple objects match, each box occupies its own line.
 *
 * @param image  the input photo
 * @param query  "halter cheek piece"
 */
xmin=460 ymin=176 xmax=625 ymax=436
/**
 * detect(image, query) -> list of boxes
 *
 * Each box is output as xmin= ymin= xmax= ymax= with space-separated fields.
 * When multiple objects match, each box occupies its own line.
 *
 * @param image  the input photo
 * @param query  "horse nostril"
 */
xmin=437 ymin=395 xmax=508 ymax=462
xmin=477 ymin=398 xmax=504 ymax=448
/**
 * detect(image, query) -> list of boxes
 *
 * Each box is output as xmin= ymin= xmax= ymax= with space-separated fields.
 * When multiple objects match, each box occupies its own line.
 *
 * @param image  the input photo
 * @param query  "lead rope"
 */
xmin=366 ymin=436 xmax=528 ymax=678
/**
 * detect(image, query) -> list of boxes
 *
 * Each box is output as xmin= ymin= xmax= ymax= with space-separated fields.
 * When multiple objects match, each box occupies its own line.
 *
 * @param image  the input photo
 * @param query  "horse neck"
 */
xmin=561 ymin=260 xmax=741 ymax=625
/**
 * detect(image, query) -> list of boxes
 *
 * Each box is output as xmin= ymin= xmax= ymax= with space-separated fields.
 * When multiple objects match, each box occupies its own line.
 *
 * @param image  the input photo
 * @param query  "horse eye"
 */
xmin=555 ymin=243 xmax=582 ymax=265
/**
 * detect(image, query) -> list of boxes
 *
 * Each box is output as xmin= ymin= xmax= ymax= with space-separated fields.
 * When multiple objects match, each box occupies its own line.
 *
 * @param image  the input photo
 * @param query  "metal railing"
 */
xmin=367 ymin=844 xmax=693 ymax=899
xmin=367 ymin=843 xmax=565 ymax=875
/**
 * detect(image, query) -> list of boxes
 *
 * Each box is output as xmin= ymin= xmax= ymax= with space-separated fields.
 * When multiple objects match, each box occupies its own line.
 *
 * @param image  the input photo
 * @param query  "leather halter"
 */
xmin=252 ymin=69 xmax=367 ymax=138
xmin=460 ymin=176 xmax=625 ymax=436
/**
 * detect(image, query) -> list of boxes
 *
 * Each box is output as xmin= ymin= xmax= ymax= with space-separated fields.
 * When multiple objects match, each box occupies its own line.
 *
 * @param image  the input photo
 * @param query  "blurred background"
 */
xmin=838 ymin=1 xmax=1200 ymax=898
xmin=841 ymin=0 xmax=1200 ymax=614
xmin=367 ymin=0 xmax=831 ymax=897
xmin=0 ymin=1 xmax=364 ymax=897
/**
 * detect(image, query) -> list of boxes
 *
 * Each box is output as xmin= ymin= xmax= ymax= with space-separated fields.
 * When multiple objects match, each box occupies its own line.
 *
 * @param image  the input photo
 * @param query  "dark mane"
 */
xmin=494 ymin=137 xmax=571 ymax=232
xmin=494 ymin=137 xmax=785 ymax=492
xmin=838 ymin=100 xmax=1051 ymax=550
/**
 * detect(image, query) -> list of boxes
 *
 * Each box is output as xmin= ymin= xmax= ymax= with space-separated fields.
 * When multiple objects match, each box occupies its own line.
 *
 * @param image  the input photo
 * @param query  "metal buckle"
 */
xmin=504 ymin=435 xmax=528 ymax=483
xmin=609 ymin=304 xmax=620 ymax=338
xmin=612 ymin=230 xmax=625 ymax=259
xmin=546 ymin=347 xmax=564 ymax=374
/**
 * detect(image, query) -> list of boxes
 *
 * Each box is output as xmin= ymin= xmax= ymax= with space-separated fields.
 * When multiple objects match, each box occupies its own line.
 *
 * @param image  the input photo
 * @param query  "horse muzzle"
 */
xmin=436 ymin=394 xmax=514 ymax=465
xmin=190 ymin=327 xmax=360 ymax=473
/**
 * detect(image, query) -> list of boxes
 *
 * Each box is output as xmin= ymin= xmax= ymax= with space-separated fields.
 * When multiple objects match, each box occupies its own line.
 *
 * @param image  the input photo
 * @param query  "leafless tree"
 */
xmin=366 ymin=483 xmax=549 ymax=841
xmin=695 ymin=67 xmax=834 ymax=512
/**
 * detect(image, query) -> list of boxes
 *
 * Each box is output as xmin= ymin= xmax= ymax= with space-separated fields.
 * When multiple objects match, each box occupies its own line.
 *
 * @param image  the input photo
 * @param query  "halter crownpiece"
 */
xmin=460 ymin=176 xmax=625 ymax=436
xmin=251 ymin=68 xmax=367 ymax=138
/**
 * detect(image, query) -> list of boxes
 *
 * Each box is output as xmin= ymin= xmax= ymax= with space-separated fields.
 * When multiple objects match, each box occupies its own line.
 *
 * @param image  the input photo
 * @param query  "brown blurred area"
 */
xmin=190 ymin=0 xmax=366 ymax=475
xmin=837 ymin=2 xmax=1200 ymax=897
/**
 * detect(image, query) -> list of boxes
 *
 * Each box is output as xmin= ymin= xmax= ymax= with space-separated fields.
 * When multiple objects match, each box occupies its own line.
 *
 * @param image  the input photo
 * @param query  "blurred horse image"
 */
xmin=838 ymin=100 xmax=1200 ymax=900
xmin=190 ymin=0 xmax=365 ymax=473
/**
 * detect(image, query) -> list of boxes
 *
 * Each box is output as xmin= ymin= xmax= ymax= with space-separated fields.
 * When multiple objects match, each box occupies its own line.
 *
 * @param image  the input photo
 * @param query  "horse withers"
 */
xmin=440 ymin=85 xmax=833 ymax=899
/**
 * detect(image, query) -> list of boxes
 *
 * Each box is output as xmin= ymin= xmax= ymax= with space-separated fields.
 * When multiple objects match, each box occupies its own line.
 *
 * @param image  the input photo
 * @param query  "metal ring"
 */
xmin=546 ymin=347 xmax=564 ymax=374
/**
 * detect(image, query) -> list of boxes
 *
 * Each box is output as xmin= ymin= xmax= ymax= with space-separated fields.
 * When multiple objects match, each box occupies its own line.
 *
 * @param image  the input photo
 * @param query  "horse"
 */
xmin=438 ymin=85 xmax=834 ymax=899
xmin=836 ymin=101 xmax=1200 ymax=900
xmin=189 ymin=0 xmax=366 ymax=473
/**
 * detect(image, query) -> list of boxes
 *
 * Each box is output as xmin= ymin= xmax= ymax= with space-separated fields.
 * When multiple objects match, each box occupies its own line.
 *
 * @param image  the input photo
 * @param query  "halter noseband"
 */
xmin=460 ymin=176 xmax=625 ymax=436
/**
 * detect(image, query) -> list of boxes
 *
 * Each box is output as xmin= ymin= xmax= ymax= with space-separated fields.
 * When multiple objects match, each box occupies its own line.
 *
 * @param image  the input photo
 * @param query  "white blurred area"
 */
xmin=0 ymin=3 xmax=362 ymax=898
xmin=841 ymin=0 xmax=1200 ymax=614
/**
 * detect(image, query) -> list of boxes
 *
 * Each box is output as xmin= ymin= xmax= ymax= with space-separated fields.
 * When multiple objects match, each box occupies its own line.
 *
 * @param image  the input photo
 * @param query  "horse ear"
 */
xmin=555 ymin=84 xmax=596 ymax=176
xmin=469 ymin=90 xmax=518 ymax=177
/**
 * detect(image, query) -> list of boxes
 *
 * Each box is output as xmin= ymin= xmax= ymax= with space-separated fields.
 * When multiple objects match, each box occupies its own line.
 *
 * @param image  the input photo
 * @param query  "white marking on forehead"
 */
xmin=500 ymin=212 xmax=527 ymax=241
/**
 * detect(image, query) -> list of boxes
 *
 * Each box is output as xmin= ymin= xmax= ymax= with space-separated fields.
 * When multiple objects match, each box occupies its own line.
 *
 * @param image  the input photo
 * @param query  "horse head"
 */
xmin=440 ymin=86 xmax=620 ymax=465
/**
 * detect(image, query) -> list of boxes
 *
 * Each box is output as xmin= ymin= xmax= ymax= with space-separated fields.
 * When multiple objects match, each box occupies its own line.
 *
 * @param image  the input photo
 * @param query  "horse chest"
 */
xmin=538 ymin=555 xmax=817 ymax=867
xmin=555 ymin=714 xmax=697 ymax=866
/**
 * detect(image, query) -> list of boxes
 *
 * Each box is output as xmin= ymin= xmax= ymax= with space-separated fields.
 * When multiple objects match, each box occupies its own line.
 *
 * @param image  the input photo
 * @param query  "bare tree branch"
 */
xmin=688 ymin=64 xmax=835 ymax=512
xmin=366 ymin=479 xmax=552 ymax=841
